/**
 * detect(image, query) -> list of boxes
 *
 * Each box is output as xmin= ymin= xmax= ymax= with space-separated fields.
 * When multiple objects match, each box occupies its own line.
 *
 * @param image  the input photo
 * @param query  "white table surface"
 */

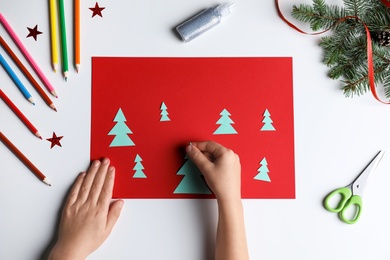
xmin=1 ymin=0 xmax=390 ymax=259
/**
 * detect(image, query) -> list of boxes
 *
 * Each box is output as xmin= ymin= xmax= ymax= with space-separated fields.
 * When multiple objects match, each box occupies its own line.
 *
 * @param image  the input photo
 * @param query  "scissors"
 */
xmin=324 ymin=150 xmax=385 ymax=224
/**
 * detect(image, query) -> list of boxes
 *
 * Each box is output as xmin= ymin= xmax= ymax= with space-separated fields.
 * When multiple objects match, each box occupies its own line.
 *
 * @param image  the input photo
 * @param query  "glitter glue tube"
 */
xmin=176 ymin=3 xmax=235 ymax=42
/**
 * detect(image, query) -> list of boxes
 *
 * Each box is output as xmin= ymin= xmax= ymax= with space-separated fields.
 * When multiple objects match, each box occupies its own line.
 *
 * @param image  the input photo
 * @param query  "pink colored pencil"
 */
xmin=0 ymin=12 xmax=58 ymax=98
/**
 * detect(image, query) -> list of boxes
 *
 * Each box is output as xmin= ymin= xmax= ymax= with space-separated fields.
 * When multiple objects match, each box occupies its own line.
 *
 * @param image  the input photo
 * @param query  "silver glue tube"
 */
xmin=176 ymin=3 xmax=235 ymax=42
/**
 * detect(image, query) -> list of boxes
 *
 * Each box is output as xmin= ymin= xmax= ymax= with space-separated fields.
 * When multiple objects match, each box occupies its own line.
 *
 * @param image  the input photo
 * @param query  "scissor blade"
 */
xmin=352 ymin=150 xmax=385 ymax=197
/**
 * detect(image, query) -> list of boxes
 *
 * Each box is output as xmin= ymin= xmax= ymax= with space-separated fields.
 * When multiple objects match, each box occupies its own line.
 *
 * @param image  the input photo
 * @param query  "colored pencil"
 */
xmin=58 ymin=0 xmax=69 ymax=80
xmin=0 ymin=89 xmax=42 ymax=139
xmin=0 ymin=53 xmax=35 ymax=105
xmin=49 ymin=0 xmax=59 ymax=72
xmin=0 ymin=12 xmax=58 ymax=97
xmin=0 ymin=131 xmax=51 ymax=186
xmin=75 ymin=0 xmax=80 ymax=72
xmin=0 ymin=36 xmax=57 ymax=112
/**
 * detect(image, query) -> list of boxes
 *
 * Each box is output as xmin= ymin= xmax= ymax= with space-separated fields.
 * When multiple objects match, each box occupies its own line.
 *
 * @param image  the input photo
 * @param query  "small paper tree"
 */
xmin=254 ymin=157 xmax=271 ymax=182
xmin=108 ymin=108 xmax=135 ymax=147
xmin=174 ymin=155 xmax=211 ymax=194
xmin=261 ymin=109 xmax=275 ymax=131
xmin=213 ymin=108 xmax=238 ymax=134
xmin=160 ymin=102 xmax=170 ymax=121
xmin=133 ymin=154 xmax=146 ymax=178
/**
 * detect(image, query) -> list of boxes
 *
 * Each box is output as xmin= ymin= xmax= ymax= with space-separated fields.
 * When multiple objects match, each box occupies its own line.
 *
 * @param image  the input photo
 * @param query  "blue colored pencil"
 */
xmin=0 ymin=53 xmax=34 ymax=105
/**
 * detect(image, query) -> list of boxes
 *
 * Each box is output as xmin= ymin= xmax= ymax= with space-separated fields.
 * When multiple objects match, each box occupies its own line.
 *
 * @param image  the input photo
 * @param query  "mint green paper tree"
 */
xmin=174 ymin=155 xmax=211 ymax=194
xmin=261 ymin=109 xmax=276 ymax=131
xmin=133 ymin=154 xmax=146 ymax=178
xmin=160 ymin=102 xmax=170 ymax=121
xmin=254 ymin=157 xmax=271 ymax=182
xmin=108 ymin=108 xmax=135 ymax=147
xmin=213 ymin=108 xmax=238 ymax=134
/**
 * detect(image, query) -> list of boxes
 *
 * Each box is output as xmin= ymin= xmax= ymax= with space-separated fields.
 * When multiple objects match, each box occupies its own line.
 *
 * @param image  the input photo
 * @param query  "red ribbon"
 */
xmin=276 ymin=0 xmax=390 ymax=104
xmin=381 ymin=0 xmax=390 ymax=8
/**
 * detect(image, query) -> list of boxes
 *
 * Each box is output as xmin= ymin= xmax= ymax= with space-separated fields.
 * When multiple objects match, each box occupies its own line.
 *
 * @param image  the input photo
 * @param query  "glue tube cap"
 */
xmin=215 ymin=3 xmax=235 ymax=17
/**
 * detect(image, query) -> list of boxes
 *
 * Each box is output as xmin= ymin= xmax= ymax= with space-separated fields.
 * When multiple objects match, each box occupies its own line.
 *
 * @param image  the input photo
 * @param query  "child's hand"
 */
xmin=186 ymin=141 xmax=249 ymax=260
xmin=186 ymin=141 xmax=242 ymax=203
xmin=49 ymin=158 xmax=124 ymax=260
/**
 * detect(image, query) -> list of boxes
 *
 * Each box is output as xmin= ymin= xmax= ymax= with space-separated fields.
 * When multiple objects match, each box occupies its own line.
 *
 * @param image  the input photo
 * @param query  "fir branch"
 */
xmin=383 ymin=72 xmax=390 ymax=97
xmin=291 ymin=0 xmax=343 ymax=31
xmin=343 ymin=0 xmax=371 ymax=18
xmin=291 ymin=0 xmax=390 ymax=100
xmin=342 ymin=65 xmax=387 ymax=97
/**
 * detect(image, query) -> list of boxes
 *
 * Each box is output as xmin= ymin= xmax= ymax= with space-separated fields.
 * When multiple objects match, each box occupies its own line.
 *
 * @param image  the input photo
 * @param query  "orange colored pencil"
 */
xmin=0 ymin=131 xmax=51 ymax=186
xmin=0 ymin=89 xmax=42 ymax=139
xmin=75 ymin=0 xmax=80 ymax=72
xmin=0 ymin=36 xmax=57 ymax=112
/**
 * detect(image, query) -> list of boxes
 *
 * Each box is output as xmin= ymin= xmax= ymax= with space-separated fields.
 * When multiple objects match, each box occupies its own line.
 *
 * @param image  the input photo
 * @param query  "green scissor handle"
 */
xmin=324 ymin=187 xmax=352 ymax=212
xmin=338 ymin=195 xmax=363 ymax=224
xmin=324 ymin=187 xmax=363 ymax=224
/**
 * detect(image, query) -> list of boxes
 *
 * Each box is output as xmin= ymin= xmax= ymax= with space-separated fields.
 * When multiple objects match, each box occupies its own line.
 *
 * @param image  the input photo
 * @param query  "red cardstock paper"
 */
xmin=91 ymin=57 xmax=295 ymax=199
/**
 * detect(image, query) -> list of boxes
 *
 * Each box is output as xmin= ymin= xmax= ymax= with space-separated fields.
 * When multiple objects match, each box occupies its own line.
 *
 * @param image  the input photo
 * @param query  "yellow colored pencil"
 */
xmin=49 ymin=0 xmax=59 ymax=72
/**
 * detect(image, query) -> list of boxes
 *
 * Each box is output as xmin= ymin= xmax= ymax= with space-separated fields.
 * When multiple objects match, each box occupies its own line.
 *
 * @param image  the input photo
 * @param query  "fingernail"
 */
xmin=186 ymin=143 xmax=193 ymax=152
xmin=118 ymin=200 xmax=124 ymax=208
xmin=102 ymin=158 xmax=110 ymax=164
xmin=93 ymin=160 xmax=101 ymax=168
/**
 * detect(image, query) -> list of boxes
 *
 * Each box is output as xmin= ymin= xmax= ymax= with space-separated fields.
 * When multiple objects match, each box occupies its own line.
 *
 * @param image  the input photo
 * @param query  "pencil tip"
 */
xmin=51 ymin=91 xmax=58 ymax=98
xmin=43 ymin=178 xmax=51 ymax=186
xmin=36 ymin=132 xmax=42 ymax=139
xmin=65 ymin=77 xmax=68 ymax=82
xmin=50 ymin=104 xmax=57 ymax=112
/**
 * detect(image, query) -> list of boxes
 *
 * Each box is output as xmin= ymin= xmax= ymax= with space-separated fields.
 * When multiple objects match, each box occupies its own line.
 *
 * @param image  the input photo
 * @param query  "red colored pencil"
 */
xmin=0 ymin=36 xmax=57 ymax=112
xmin=0 ymin=89 xmax=42 ymax=139
xmin=0 ymin=131 xmax=51 ymax=186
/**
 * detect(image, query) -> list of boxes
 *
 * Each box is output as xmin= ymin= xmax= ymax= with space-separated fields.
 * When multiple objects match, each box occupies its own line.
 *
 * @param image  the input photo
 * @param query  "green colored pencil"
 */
xmin=58 ymin=0 xmax=68 ymax=80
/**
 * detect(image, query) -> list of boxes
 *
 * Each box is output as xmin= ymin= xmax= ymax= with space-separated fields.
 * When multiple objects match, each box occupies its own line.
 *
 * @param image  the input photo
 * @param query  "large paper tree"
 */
xmin=133 ymin=154 xmax=147 ymax=178
xmin=213 ymin=108 xmax=238 ymax=134
xmin=254 ymin=157 xmax=271 ymax=182
xmin=261 ymin=109 xmax=276 ymax=131
xmin=108 ymin=108 xmax=135 ymax=147
xmin=174 ymin=155 xmax=211 ymax=194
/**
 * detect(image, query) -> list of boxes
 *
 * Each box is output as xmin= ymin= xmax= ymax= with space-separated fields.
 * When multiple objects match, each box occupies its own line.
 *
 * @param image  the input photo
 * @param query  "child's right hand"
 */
xmin=185 ymin=141 xmax=242 ymax=203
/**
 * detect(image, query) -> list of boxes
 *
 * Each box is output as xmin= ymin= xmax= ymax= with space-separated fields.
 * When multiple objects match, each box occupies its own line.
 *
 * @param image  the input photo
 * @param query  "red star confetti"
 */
xmin=89 ymin=2 xmax=105 ymax=18
xmin=26 ymin=25 xmax=42 ymax=41
xmin=46 ymin=132 xmax=63 ymax=149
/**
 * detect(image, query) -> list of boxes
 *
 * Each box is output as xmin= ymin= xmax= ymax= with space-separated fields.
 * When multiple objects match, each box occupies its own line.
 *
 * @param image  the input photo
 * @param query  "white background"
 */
xmin=1 ymin=0 xmax=390 ymax=259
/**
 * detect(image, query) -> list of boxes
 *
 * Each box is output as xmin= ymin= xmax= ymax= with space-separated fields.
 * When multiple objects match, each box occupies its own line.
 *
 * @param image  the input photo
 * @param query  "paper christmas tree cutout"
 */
xmin=133 ymin=154 xmax=147 ymax=178
xmin=160 ymin=102 xmax=170 ymax=121
xmin=174 ymin=155 xmax=212 ymax=194
xmin=213 ymin=109 xmax=238 ymax=134
xmin=108 ymin=108 xmax=135 ymax=147
xmin=254 ymin=157 xmax=271 ymax=182
xmin=261 ymin=109 xmax=276 ymax=131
